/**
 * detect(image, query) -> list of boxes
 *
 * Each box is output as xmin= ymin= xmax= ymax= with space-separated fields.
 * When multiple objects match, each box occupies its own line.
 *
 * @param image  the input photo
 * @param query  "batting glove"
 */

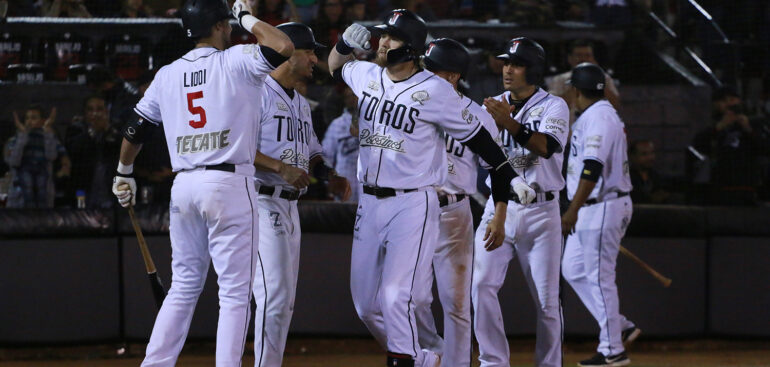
xmin=342 ymin=23 xmax=371 ymax=50
xmin=113 ymin=162 xmax=136 ymax=207
xmin=232 ymin=0 xmax=252 ymax=18
xmin=512 ymin=176 xmax=536 ymax=205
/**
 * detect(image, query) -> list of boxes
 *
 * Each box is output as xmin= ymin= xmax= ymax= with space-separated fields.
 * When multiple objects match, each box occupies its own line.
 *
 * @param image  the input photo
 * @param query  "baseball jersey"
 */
xmin=339 ymin=60 xmax=488 ymax=189
xmin=134 ymin=44 xmax=277 ymax=173
xmin=489 ymin=88 xmax=569 ymax=193
xmin=322 ymin=109 xmax=360 ymax=191
xmin=255 ymin=76 xmax=324 ymax=189
xmin=442 ymin=95 xmax=500 ymax=195
xmin=566 ymin=100 xmax=633 ymax=200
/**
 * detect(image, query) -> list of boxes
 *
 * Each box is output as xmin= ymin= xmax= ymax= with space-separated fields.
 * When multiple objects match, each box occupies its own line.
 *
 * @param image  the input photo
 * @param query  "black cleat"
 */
xmin=578 ymin=352 xmax=631 ymax=366
xmin=621 ymin=326 xmax=641 ymax=346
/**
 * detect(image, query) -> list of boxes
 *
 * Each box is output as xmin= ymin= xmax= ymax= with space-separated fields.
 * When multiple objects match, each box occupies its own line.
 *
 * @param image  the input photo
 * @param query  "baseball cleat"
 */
xmin=578 ymin=352 xmax=630 ymax=366
xmin=621 ymin=326 xmax=641 ymax=346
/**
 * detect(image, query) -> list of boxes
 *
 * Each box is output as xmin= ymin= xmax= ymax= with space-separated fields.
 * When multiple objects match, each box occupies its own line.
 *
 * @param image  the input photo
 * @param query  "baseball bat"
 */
xmin=619 ymin=245 xmax=672 ymax=288
xmin=127 ymin=205 xmax=167 ymax=309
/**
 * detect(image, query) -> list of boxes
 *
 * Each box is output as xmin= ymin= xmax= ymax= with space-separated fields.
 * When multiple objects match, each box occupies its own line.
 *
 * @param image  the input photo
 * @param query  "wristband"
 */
xmin=513 ymin=124 xmax=533 ymax=146
xmin=240 ymin=13 xmax=259 ymax=33
xmin=117 ymin=162 xmax=134 ymax=176
xmin=335 ymin=38 xmax=354 ymax=55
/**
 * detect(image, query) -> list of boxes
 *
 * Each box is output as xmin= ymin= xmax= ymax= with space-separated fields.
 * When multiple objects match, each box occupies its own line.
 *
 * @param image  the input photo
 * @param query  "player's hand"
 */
xmin=232 ymin=0 xmax=252 ymax=18
xmin=112 ymin=177 xmax=137 ymax=208
xmin=342 ymin=23 xmax=371 ymax=51
xmin=328 ymin=174 xmax=352 ymax=201
xmin=483 ymin=97 xmax=516 ymax=131
xmin=561 ymin=208 xmax=578 ymax=236
xmin=483 ymin=215 xmax=506 ymax=251
xmin=512 ymin=176 xmax=536 ymax=205
xmin=279 ymin=163 xmax=311 ymax=189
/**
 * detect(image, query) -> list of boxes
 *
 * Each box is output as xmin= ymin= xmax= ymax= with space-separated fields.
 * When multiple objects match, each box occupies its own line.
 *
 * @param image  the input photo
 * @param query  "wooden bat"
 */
xmin=619 ymin=245 xmax=672 ymax=288
xmin=127 ymin=205 xmax=167 ymax=309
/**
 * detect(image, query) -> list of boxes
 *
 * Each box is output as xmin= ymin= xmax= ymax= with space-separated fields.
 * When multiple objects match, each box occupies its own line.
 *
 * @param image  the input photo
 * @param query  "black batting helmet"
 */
xmin=180 ymin=0 xmax=231 ymax=39
xmin=369 ymin=9 xmax=427 ymax=64
xmin=568 ymin=62 xmax=606 ymax=91
xmin=277 ymin=22 xmax=325 ymax=50
xmin=423 ymin=38 xmax=470 ymax=77
xmin=496 ymin=37 xmax=546 ymax=85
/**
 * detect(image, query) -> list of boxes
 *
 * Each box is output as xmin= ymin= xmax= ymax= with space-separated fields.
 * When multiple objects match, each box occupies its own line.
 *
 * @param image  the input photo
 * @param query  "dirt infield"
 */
xmin=1 ymin=338 xmax=769 ymax=366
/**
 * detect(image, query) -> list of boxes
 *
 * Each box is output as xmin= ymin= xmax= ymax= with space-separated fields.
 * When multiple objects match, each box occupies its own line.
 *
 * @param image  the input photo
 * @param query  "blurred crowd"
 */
xmin=1 ymin=1 xmax=770 ymax=208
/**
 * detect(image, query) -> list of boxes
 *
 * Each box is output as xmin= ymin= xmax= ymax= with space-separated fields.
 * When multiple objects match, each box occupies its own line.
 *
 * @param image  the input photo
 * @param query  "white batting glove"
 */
xmin=112 ymin=176 xmax=136 ymax=207
xmin=342 ymin=23 xmax=371 ymax=50
xmin=512 ymin=176 xmax=536 ymax=205
xmin=232 ymin=0 xmax=252 ymax=18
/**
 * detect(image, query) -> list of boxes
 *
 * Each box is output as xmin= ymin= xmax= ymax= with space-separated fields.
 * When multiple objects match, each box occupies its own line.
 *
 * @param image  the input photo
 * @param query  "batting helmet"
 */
xmin=277 ymin=22 xmax=325 ymax=50
xmin=369 ymin=9 xmax=427 ymax=64
xmin=423 ymin=38 xmax=470 ymax=77
xmin=568 ymin=62 xmax=606 ymax=91
xmin=496 ymin=37 xmax=546 ymax=85
xmin=180 ymin=0 xmax=231 ymax=39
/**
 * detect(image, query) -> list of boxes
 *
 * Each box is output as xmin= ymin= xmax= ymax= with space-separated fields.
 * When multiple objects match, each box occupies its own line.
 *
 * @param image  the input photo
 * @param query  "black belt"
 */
xmin=510 ymin=191 xmax=555 ymax=204
xmin=438 ymin=193 xmax=467 ymax=207
xmin=584 ymin=192 xmax=629 ymax=206
xmin=204 ymin=163 xmax=235 ymax=172
xmin=258 ymin=186 xmax=300 ymax=201
xmin=363 ymin=185 xmax=417 ymax=199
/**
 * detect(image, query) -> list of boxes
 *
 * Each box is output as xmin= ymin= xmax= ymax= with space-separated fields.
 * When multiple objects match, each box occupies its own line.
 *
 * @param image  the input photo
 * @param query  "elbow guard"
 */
xmin=123 ymin=116 xmax=158 ymax=144
xmin=463 ymin=127 xmax=508 ymax=169
xmin=489 ymin=162 xmax=516 ymax=204
xmin=580 ymin=159 xmax=603 ymax=182
xmin=260 ymin=45 xmax=290 ymax=69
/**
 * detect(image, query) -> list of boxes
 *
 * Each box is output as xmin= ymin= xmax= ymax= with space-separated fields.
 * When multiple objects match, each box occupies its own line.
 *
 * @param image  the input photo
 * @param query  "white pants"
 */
xmin=416 ymin=198 xmax=474 ymax=367
xmin=252 ymin=194 xmax=301 ymax=367
xmin=142 ymin=170 xmax=259 ymax=367
xmin=562 ymin=196 xmax=634 ymax=357
xmin=350 ymin=189 xmax=440 ymax=365
xmin=472 ymin=198 xmax=563 ymax=367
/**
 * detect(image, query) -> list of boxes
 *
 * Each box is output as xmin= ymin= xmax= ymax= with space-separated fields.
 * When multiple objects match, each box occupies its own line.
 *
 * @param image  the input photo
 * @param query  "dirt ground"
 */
xmin=1 ymin=337 xmax=769 ymax=366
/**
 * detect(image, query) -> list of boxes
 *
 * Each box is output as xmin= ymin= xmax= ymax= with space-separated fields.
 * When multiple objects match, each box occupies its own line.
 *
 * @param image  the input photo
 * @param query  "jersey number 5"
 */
xmin=187 ymin=91 xmax=207 ymax=128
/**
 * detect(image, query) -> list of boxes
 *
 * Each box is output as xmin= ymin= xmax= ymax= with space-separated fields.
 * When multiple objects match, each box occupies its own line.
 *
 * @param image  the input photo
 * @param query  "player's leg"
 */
xmin=203 ymin=173 xmax=260 ymax=366
xmin=432 ymin=199 xmax=473 ymax=367
xmin=252 ymin=196 xmax=300 ymax=366
xmin=142 ymin=173 xmax=211 ymax=367
xmin=380 ymin=190 xmax=440 ymax=366
xmin=472 ymin=199 xmax=515 ymax=367
xmin=562 ymin=224 xmax=604 ymax=322
xmin=415 ymin=264 xmax=443 ymax=356
xmin=514 ymin=201 xmax=563 ymax=367
xmin=350 ymin=194 xmax=388 ymax=347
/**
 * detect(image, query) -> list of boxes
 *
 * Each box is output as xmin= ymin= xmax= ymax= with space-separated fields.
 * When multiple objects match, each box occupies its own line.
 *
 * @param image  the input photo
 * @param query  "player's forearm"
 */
xmin=253 ymin=151 xmax=285 ymax=174
xmin=568 ymin=178 xmax=597 ymax=212
xmin=308 ymin=155 xmax=324 ymax=171
xmin=523 ymin=133 xmax=549 ymax=157
xmin=328 ymin=48 xmax=352 ymax=76
xmin=118 ymin=138 xmax=143 ymax=166
xmin=251 ymin=22 xmax=294 ymax=57
xmin=493 ymin=201 xmax=508 ymax=222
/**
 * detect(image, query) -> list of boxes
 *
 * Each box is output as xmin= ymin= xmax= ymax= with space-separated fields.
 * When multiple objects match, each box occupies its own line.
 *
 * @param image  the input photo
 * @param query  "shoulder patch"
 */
xmin=411 ymin=90 xmax=430 ymax=105
xmin=367 ymin=80 xmax=379 ymax=91
xmin=530 ymin=106 xmax=544 ymax=117
xmin=276 ymin=101 xmax=289 ymax=111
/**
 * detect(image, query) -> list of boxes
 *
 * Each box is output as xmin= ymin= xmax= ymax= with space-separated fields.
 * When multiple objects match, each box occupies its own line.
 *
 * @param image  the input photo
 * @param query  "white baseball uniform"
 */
xmin=340 ymin=59 xmax=490 ymax=365
xmin=415 ymin=95 xmax=500 ymax=367
xmin=322 ymin=109 xmax=361 ymax=202
xmin=136 ymin=44 xmax=278 ymax=366
xmin=561 ymin=100 xmax=635 ymax=357
xmin=251 ymin=75 xmax=324 ymax=367
xmin=472 ymin=88 xmax=569 ymax=367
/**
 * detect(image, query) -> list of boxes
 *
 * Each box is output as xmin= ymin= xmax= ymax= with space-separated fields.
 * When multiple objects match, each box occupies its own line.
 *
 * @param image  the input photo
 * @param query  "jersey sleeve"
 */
xmin=539 ymin=97 xmax=569 ymax=152
xmin=340 ymin=60 xmax=378 ymax=98
xmin=321 ymin=119 xmax=339 ymax=167
xmin=133 ymin=70 xmax=163 ymax=126
xmin=476 ymin=106 xmax=502 ymax=169
xmin=433 ymin=90 xmax=483 ymax=143
xmin=225 ymin=44 xmax=278 ymax=86
xmin=582 ymin=115 xmax=613 ymax=165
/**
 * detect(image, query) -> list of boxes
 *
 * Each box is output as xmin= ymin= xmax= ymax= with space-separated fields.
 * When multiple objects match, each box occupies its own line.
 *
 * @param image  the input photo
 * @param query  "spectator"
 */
xmin=546 ymin=39 xmax=620 ymax=119
xmin=42 ymin=0 xmax=92 ymax=17
xmin=345 ymin=0 xmax=366 ymax=22
xmin=691 ymin=87 xmax=764 ymax=205
xmin=66 ymin=95 xmax=123 ymax=208
xmin=293 ymin=0 xmax=318 ymax=23
xmin=503 ymin=0 xmax=554 ymax=25
xmin=3 ymin=105 xmax=70 ymax=208
xmin=84 ymin=66 xmax=141 ymax=130
xmin=312 ymin=0 xmax=346 ymax=47
xmin=322 ymin=85 xmax=360 ymax=202
xmin=257 ymin=0 xmax=299 ymax=26
xmin=466 ymin=49 xmax=504 ymax=105
xmin=117 ymin=0 xmax=150 ymax=17
xmin=628 ymin=139 xmax=672 ymax=204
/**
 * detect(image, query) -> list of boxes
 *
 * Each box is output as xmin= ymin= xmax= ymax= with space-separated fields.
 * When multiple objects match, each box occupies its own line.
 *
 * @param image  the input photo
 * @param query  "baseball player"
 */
xmin=473 ymin=37 xmax=570 ymax=367
xmin=561 ymin=62 xmax=637 ymax=367
xmin=322 ymin=84 xmax=361 ymax=202
xmin=111 ymin=0 xmax=294 ymax=365
xmin=250 ymin=22 xmax=351 ymax=367
xmin=328 ymin=9 xmax=526 ymax=367
xmin=412 ymin=38 xmax=499 ymax=367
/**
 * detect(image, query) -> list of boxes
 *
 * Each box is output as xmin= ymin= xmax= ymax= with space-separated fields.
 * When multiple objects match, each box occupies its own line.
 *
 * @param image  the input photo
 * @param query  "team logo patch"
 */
xmin=388 ymin=12 xmax=402 ymax=25
xmin=411 ymin=90 xmax=430 ymax=105
xmin=461 ymin=108 xmax=477 ymax=125
xmin=425 ymin=43 xmax=435 ymax=56
xmin=367 ymin=80 xmax=380 ymax=91
xmin=530 ymin=107 xmax=544 ymax=117
xmin=509 ymin=41 xmax=520 ymax=54
xmin=276 ymin=101 xmax=289 ymax=111
xmin=126 ymin=126 xmax=136 ymax=138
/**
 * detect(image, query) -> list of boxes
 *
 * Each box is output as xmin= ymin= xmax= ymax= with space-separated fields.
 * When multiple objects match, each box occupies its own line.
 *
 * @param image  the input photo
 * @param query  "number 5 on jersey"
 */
xmin=187 ymin=91 xmax=207 ymax=128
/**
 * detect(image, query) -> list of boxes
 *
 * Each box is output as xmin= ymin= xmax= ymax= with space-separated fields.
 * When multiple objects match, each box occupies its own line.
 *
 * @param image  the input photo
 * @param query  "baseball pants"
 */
xmin=252 ymin=192 xmax=301 ymax=367
xmin=416 ymin=197 xmax=474 ymax=367
xmin=143 ymin=170 xmax=259 ymax=367
xmin=472 ymin=197 xmax=563 ymax=367
xmin=562 ymin=196 xmax=634 ymax=357
xmin=350 ymin=189 xmax=440 ymax=365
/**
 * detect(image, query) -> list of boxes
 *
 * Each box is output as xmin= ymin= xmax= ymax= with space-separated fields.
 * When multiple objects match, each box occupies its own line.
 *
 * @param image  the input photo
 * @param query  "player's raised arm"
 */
xmin=328 ymin=23 xmax=371 ymax=75
xmin=232 ymin=0 xmax=294 ymax=57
